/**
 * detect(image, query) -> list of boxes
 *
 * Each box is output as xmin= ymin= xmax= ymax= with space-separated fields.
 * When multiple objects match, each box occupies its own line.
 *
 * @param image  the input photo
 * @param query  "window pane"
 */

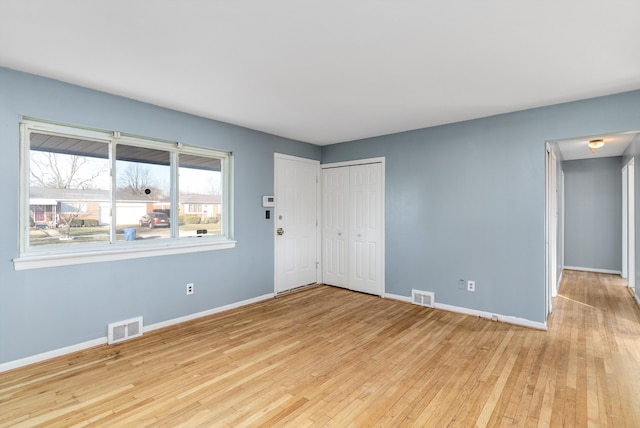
xmin=178 ymin=154 xmax=223 ymax=238
xmin=29 ymin=132 xmax=110 ymax=247
xmin=116 ymin=145 xmax=171 ymax=241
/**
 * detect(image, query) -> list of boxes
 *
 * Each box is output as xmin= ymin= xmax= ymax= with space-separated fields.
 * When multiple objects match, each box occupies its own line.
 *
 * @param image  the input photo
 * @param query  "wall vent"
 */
xmin=411 ymin=289 xmax=435 ymax=308
xmin=108 ymin=316 xmax=143 ymax=345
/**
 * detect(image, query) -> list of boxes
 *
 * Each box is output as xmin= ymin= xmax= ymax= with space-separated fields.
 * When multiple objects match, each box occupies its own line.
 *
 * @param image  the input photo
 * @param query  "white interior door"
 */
xmin=275 ymin=154 xmax=319 ymax=293
xmin=322 ymin=167 xmax=349 ymax=287
xmin=349 ymin=163 xmax=382 ymax=295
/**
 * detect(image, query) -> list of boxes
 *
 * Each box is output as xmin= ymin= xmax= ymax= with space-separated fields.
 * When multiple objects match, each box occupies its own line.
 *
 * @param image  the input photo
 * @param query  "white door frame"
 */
xmin=545 ymin=143 xmax=558 ymax=317
xmin=626 ymin=158 xmax=636 ymax=291
xmin=622 ymin=164 xmax=628 ymax=279
xmin=321 ymin=157 xmax=385 ymax=296
xmin=274 ymin=153 xmax=321 ymax=294
xmin=560 ymin=170 xmax=565 ymax=272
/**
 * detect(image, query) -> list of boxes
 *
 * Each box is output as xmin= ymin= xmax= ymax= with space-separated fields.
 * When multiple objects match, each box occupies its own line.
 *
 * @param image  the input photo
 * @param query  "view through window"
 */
xmin=21 ymin=120 xmax=230 ymax=257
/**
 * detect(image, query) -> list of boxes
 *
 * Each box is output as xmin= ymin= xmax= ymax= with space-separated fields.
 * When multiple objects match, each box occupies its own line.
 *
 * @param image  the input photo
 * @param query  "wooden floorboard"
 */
xmin=1 ymin=271 xmax=640 ymax=427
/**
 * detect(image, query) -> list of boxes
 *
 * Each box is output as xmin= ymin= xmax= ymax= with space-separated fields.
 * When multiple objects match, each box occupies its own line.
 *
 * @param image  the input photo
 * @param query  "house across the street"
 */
xmin=30 ymin=187 xmax=222 ymax=227
xmin=29 ymin=187 xmax=155 ymax=227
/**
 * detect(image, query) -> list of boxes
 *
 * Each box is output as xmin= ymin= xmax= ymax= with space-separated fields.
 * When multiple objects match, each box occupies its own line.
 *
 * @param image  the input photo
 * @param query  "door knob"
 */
xmin=277 ymin=228 xmax=284 ymax=236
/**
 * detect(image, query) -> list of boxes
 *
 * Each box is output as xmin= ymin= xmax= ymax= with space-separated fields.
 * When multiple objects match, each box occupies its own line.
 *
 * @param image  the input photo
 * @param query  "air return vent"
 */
xmin=411 ymin=289 xmax=435 ymax=308
xmin=108 ymin=316 xmax=143 ymax=345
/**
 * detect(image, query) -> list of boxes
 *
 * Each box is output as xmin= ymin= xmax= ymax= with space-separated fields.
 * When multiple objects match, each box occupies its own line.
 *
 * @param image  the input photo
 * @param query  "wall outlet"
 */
xmin=186 ymin=283 xmax=194 ymax=295
xmin=467 ymin=280 xmax=475 ymax=292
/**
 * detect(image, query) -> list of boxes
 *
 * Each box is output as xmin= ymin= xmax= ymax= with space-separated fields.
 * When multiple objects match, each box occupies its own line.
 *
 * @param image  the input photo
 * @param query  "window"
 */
xmin=187 ymin=204 xmax=203 ymax=214
xmin=16 ymin=119 xmax=234 ymax=269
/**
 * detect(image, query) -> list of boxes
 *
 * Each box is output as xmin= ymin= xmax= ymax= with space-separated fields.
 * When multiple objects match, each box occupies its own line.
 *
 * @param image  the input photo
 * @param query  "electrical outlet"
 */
xmin=186 ymin=283 xmax=194 ymax=295
xmin=459 ymin=279 xmax=465 ymax=290
xmin=467 ymin=280 xmax=475 ymax=292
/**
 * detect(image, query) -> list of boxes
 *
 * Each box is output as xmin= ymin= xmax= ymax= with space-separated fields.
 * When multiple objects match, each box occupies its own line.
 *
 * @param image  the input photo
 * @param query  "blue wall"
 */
xmin=322 ymin=90 xmax=640 ymax=323
xmin=563 ymin=157 xmax=622 ymax=272
xmin=0 ymin=68 xmax=320 ymax=364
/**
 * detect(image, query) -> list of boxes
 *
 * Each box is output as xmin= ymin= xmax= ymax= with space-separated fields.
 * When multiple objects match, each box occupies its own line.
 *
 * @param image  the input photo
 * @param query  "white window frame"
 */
xmin=14 ymin=119 xmax=235 ymax=271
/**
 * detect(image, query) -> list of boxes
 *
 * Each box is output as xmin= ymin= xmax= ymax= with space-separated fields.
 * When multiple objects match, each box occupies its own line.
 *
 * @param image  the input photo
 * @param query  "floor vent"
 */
xmin=411 ymin=289 xmax=435 ymax=308
xmin=108 ymin=316 xmax=143 ymax=345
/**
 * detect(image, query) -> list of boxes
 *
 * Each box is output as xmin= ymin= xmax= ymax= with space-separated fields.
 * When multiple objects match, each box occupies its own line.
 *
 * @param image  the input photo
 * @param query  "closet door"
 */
xmin=322 ymin=162 xmax=383 ymax=296
xmin=349 ymin=163 xmax=382 ymax=295
xmin=322 ymin=167 xmax=349 ymax=287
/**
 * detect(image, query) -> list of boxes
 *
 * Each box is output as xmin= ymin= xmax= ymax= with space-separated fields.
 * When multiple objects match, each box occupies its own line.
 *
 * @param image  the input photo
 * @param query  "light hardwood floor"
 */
xmin=1 ymin=271 xmax=639 ymax=427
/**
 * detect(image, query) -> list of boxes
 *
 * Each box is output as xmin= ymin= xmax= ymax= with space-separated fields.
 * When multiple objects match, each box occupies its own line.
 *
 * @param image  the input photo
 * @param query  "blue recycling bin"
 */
xmin=124 ymin=227 xmax=136 ymax=241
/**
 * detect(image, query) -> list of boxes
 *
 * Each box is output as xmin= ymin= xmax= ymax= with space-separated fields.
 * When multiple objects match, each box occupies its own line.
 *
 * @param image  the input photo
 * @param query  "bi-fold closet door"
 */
xmin=322 ymin=162 xmax=383 ymax=296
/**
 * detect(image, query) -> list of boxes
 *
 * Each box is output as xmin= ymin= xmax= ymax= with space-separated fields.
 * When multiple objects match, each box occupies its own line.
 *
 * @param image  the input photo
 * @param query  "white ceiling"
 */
xmin=1 ymin=1 xmax=640 ymax=146
xmin=553 ymin=132 xmax=639 ymax=161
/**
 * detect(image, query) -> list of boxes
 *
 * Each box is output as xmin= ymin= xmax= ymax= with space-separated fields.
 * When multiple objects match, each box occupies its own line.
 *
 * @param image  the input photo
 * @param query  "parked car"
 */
xmin=139 ymin=212 xmax=170 ymax=228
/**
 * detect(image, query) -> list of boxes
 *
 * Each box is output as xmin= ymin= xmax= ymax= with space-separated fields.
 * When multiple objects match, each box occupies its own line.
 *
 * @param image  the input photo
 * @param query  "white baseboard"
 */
xmin=384 ymin=292 xmax=546 ymax=330
xmin=0 ymin=337 xmax=107 ymax=374
xmin=435 ymin=302 xmax=547 ymax=330
xmin=384 ymin=292 xmax=411 ymax=303
xmin=145 ymin=293 xmax=274 ymax=332
xmin=564 ymin=266 xmax=622 ymax=275
xmin=0 ymin=293 xmax=275 ymax=373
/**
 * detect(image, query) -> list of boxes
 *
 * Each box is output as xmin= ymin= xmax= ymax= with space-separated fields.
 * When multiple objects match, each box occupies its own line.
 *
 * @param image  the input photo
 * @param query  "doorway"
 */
xmin=549 ymin=131 xmax=639 ymax=312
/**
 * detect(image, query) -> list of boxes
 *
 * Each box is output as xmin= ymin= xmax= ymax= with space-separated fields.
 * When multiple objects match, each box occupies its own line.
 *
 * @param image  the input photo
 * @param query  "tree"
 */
xmin=30 ymin=151 xmax=107 ymax=189
xmin=118 ymin=163 xmax=158 ymax=196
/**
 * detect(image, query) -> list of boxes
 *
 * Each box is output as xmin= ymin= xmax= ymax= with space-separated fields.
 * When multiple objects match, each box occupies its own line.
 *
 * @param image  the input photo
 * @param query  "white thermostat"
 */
xmin=262 ymin=196 xmax=275 ymax=208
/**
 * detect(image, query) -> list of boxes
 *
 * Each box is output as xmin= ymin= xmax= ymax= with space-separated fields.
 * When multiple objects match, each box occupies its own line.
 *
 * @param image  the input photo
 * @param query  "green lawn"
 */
xmin=29 ymin=222 xmax=222 ymax=246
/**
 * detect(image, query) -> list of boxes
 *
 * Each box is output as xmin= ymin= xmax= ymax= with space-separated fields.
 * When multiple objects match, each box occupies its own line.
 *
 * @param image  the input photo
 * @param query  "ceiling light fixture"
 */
xmin=588 ymin=139 xmax=605 ymax=153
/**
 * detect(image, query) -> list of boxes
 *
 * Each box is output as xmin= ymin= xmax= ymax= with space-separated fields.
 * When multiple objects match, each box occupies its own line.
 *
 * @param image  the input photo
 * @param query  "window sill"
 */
xmin=13 ymin=239 xmax=237 ymax=270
